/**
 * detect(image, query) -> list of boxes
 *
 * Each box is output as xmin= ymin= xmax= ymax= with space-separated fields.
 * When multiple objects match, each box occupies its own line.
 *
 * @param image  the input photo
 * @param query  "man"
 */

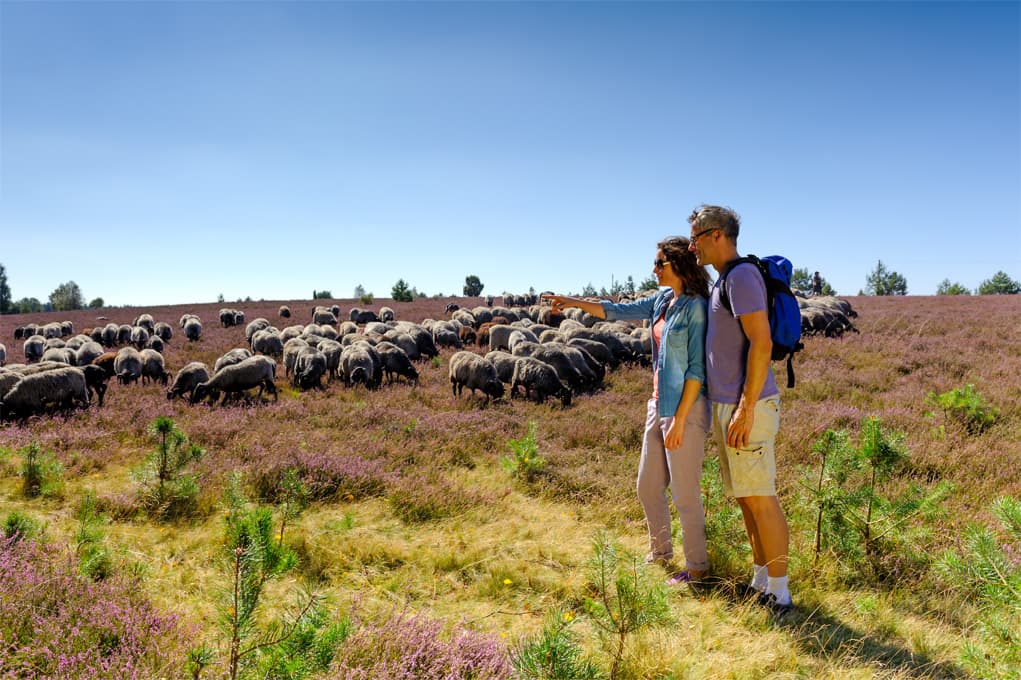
xmin=812 ymin=271 xmax=823 ymax=296
xmin=687 ymin=205 xmax=793 ymax=614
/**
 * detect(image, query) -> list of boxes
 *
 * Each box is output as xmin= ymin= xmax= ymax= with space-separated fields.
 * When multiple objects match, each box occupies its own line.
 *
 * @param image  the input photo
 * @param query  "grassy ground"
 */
xmin=1 ymin=294 xmax=1018 ymax=678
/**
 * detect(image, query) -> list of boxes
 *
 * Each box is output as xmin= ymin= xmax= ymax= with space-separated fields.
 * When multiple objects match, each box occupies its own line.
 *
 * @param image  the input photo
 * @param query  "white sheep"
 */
xmin=166 ymin=362 xmax=211 ymax=401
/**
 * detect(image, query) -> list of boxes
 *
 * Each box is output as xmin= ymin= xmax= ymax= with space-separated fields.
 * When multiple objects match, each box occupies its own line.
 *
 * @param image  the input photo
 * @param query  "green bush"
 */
xmin=3 ymin=511 xmax=42 ymax=541
xmin=501 ymin=420 xmax=546 ymax=484
xmin=937 ymin=496 xmax=1021 ymax=679
xmin=19 ymin=442 xmax=64 ymax=499
xmin=926 ymin=384 xmax=999 ymax=433
xmin=133 ymin=417 xmax=204 ymax=521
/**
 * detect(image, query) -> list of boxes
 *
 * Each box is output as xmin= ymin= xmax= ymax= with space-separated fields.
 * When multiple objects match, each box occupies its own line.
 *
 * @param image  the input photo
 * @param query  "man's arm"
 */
xmin=726 ymin=309 xmax=771 ymax=449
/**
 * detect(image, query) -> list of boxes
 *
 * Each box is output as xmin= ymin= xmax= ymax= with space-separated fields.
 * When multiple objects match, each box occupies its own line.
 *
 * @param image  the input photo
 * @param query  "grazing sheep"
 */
xmin=44 ymin=338 xmax=66 ymax=350
xmin=560 ymin=344 xmax=604 ymax=389
xmin=23 ymin=335 xmax=46 ymax=363
xmin=41 ymin=347 xmax=76 ymax=366
xmin=145 ymin=335 xmax=165 ymax=353
xmin=566 ymin=337 xmax=616 ymax=369
xmin=470 ymin=307 xmax=494 ymax=326
xmin=484 ymin=350 xmax=518 ymax=384
xmin=140 ymin=348 xmax=170 ymax=386
xmin=444 ymin=303 xmax=459 ymax=314
xmin=191 ymin=355 xmax=277 ymax=404
xmin=338 ymin=321 xmax=359 ymax=337
xmin=315 ymin=339 xmax=343 ymax=381
xmin=101 ymin=323 xmax=119 ymax=348
xmin=81 ymin=364 xmax=109 ymax=406
xmin=42 ymin=322 xmax=63 ymax=340
xmin=312 ymin=307 xmax=338 ymax=326
xmin=130 ymin=326 xmax=150 ymax=349
xmin=375 ymin=341 xmax=418 ymax=384
xmin=292 ymin=346 xmax=328 ymax=390
xmin=220 ymin=308 xmax=244 ymax=327
xmin=251 ymin=329 xmax=285 ymax=358
xmin=153 ymin=322 xmax=173 ymax=342
xmin=0 ymin=371 xmax=22 ymax=402
xmin=349 ymin=308 xmax=379 ymax=324
xmin=65 ymin=334 xmax=90 ymax=351
xmin=401 ymin=326 xmax=437 ymax=359
xmin=489 ymin=325 xmax=538 ymax=353
xmin=133 ymin=314 xmax=155 ymax=333
xmin=92 ymin=352 xmax=118 ymax=378
xmin=245 ymin=318 xmax=271 ymax=343
xmin=379 ymin=306 xmax=395 ymax=323
xmin=458 ymin=326 xmax=478 ymax=346
xmin=432 ymin=326 xmax=462 ymax=349
xmin=451 ymin=309 xmax=476 ymax=328
xmin=382 ymin=331 xmax=421 ymax=361
xmin=448 ymin=351 xmax=504 ymax=401
xmin=279 ymin=305 xmax=291 ymax=319
xmin=340 ymin=343 xmax=382 ymax=387
xmin=0 ymin=366 xmax=90 ymax=420
xmin=511 ymin=356 xmax=572 ymax=406
xmin=0 ymin=343 xmax=6 ymax=367
xmin=13 ymin=328 xmax=25 ymax=341
xmin=117 ymin=324 xmax=133 ymax=346
xmin=89 ymin=327 xmax=104 ymax=344
xmin=520 ymin=344 xmax=587 ymax=393
xmin=364 ymin=321 xmax=389 ymax=337
xmin=282 ymin=338 xmax=310 ymax=377
xmin=167 ymin=362 xmax=211 ymax=401
xmin=214 ymin=348 xmax=253 ymax=374
xmin=114 ymin=347 xmax=144 ymax=385
xmin=184 ymin=318 xmax=203 ymax=342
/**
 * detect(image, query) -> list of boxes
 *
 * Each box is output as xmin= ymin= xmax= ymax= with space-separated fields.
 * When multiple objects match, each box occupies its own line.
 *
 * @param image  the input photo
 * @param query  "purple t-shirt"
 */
xmin=706 ymin=263 xmax=780 ymax=405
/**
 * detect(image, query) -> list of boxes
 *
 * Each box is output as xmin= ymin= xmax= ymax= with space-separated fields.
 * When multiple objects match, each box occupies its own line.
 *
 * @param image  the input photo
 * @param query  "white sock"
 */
xmin=751 ymin=564 xmax=767 ymax=592
xmin=766 ymin=575 xmax=791 ymax=605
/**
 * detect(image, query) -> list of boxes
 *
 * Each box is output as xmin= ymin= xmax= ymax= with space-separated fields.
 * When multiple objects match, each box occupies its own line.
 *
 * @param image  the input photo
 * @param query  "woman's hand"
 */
xmin=664 ymin=419 xmax=686 ymax=450
xmin=541 ymin=293 xmax=568 ymax=314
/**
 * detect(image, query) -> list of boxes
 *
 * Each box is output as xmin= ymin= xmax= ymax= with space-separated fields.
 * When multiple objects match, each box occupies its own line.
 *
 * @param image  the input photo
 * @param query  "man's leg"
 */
xmin=739 ymin=495 xmax=788 ymax=577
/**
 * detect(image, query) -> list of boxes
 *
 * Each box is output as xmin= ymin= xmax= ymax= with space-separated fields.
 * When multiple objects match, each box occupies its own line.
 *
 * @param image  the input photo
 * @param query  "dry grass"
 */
xmin=1 ymin=294 xmax=1018 ymax=678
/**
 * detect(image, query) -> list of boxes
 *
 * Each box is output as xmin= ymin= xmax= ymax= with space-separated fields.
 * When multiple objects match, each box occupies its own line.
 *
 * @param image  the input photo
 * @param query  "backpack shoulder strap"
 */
xmin=718 ymin=255 xmax=761 ymax=314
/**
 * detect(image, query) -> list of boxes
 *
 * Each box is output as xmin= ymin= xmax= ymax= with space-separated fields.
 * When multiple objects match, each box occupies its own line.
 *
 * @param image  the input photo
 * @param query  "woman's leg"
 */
xmin=637 ymin=398 xmax=672 ymax=561
xmin=663 ymin=396 xmax=709 ymax=573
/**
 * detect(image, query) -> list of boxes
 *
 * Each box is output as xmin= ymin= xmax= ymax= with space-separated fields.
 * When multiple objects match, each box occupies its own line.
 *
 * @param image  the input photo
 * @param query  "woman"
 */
xmin=544 ymin=237 xmax=711 ymax=582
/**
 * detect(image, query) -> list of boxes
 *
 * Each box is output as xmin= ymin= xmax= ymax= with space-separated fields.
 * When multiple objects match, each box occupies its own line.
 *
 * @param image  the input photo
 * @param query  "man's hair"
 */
xmin=688 ymin=204 xmax=740 ymax=242
xmin=658 ymin=236 xmax=711 ymax=299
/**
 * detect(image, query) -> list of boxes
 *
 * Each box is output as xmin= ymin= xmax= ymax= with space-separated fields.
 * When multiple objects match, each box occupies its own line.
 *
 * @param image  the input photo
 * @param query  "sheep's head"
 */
xmin=485 ymin=380 xmax=505 ymax=400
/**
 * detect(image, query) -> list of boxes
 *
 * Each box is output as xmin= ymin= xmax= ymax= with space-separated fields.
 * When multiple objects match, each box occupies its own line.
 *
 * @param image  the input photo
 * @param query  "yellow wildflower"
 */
xmin=503 ymin=578 xmax=512 ymax=585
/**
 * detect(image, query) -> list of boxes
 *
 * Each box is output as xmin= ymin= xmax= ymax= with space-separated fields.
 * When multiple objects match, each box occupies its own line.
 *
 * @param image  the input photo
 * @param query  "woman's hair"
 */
xmin=658 ymin=236 xmax=711 ymax=299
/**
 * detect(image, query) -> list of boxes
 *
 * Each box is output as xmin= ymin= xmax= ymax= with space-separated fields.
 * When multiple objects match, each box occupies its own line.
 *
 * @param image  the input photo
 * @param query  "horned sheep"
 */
xmin=340 ymin=342 xmax=382 ymax=387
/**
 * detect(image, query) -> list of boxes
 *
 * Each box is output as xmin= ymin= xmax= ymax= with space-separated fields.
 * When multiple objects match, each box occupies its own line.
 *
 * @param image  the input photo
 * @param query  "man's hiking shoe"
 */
xmin=734 ymin=582 xmax=764 ymax=600
xmin=757 ymin=592 xmax=794 ymax=617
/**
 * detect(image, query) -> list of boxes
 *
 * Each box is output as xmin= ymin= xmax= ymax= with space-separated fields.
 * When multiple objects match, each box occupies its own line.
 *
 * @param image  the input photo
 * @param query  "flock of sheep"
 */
xmin=0 ymin=293 xmax=858 ymax=421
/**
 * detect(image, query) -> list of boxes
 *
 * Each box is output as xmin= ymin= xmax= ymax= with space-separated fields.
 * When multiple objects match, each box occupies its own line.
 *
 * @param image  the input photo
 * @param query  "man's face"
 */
xmin=688 ymin=226 xmax=719 ymax=266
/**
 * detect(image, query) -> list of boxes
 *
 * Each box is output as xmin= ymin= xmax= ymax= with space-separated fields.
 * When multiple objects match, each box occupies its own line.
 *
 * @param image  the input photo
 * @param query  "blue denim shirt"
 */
xmin=600 ymin=289 xmax=708 ymax=417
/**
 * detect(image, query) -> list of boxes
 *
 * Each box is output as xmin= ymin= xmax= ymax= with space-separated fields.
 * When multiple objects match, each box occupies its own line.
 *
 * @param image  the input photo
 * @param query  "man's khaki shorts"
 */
xmin=711 ymin=396 xmax=781 ymax=498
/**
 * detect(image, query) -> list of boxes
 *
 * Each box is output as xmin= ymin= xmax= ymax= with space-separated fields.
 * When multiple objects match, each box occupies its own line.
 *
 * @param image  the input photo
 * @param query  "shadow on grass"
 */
xmin=693 ymin=579 xmax=969 ymax=679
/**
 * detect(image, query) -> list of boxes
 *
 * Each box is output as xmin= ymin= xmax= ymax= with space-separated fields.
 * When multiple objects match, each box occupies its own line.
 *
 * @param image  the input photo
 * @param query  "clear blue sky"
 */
xmin=2 ymin=0 xmax=1018 ymax=306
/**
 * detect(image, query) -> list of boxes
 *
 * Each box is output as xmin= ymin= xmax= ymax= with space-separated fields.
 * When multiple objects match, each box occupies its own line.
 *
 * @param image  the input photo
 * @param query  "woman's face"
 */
xmin=653 ymin=250 xmax=680 ymax=288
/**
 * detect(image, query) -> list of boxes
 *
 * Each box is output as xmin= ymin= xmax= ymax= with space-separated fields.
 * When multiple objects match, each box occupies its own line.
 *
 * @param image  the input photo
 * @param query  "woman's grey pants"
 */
xmin=636 ymin=396 xmax=710 ymax=572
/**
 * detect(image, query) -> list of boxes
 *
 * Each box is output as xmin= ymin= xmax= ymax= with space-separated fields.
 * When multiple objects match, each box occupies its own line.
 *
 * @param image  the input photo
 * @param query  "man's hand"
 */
xmin=726 ymin=400 xmax=755 ymax=449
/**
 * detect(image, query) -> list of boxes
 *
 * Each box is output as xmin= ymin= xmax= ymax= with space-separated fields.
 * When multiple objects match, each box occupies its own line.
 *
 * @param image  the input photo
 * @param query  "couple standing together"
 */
xmin=545 ymin=204 xmax=793 ymax=614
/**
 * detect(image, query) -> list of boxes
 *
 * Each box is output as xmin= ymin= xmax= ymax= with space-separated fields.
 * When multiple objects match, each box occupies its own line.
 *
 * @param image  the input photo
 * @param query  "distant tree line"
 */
xmin=0 ymin=263 xmax=104 ymax=314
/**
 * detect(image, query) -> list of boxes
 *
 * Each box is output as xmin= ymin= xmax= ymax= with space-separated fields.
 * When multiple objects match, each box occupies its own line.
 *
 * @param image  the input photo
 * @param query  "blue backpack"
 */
xmin=719 ymin=255 xmax=804 ymax=388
